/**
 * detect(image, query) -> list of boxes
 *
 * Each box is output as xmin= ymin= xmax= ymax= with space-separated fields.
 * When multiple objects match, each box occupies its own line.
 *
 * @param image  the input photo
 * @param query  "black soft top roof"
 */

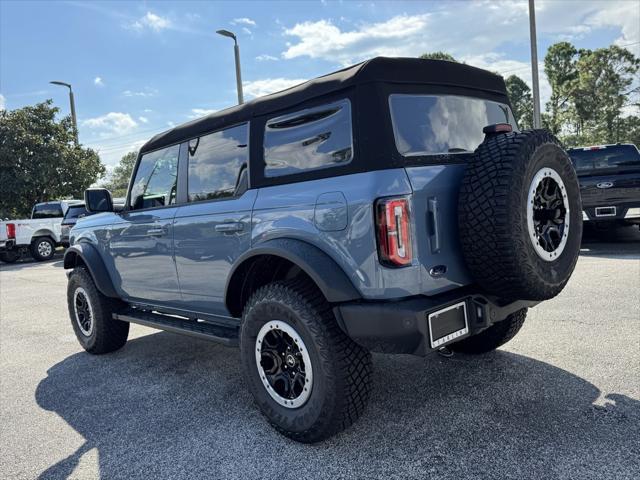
xmin=140 ymin=56 xmax=507 ymax=154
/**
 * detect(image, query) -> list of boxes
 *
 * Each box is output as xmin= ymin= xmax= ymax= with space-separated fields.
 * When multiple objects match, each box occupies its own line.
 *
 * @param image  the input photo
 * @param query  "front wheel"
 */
xmin=240 ymin=280 xmax=372 ymax=443
xmin=67 ymin=267 xmax=129 ymax=354
xmin=31 ymin=237 xmax=56 ymax=261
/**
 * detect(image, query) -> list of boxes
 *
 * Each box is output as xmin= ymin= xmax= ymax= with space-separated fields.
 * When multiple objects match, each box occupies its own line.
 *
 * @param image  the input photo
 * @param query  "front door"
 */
xmin=172 ymin=123 xmax=254 ymax=316
xmin=110 ymin=144 xmax=182 ymax=304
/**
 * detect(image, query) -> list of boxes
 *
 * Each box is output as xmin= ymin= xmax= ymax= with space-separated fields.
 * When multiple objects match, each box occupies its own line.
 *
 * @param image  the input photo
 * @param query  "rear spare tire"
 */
xmin=458 ymin=130 xmax=582 ymax=301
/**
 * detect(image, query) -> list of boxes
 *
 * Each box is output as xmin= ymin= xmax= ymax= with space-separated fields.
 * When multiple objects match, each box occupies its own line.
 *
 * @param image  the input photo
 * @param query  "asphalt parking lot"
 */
xmin=1 ymin=226 xmax=639 ymax=480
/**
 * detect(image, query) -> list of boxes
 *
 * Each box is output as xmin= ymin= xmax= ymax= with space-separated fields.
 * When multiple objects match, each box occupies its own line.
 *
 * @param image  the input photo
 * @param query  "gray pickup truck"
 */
xmin=64 ymin=57 xmax=582 ymax=442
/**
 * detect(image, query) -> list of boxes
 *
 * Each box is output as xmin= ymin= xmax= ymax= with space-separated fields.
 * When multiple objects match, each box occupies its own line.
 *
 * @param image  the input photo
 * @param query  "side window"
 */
xmin=264 ymin=99 xmax=352 ymax=177
xmin=129 ymin=145 xmax=179 ymax=210
xmin=187 ymin=123 xmax=249 ymax=202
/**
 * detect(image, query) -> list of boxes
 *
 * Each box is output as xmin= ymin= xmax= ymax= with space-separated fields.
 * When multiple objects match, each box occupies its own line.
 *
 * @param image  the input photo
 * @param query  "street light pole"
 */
xmin=50 ymin=81 xmax=79 ymax=144
xmin=528 ymin=0 xmax=542 ymax=129
xmin=216 ymin=29 xmax=244 ymax=104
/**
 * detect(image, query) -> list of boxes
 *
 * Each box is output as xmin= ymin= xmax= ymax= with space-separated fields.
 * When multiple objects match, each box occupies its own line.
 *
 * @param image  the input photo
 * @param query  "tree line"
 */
xmin=422 ymin=42 xmax=640 ymax=146
xmin=1 ymin=41 xmax=638 ymax=218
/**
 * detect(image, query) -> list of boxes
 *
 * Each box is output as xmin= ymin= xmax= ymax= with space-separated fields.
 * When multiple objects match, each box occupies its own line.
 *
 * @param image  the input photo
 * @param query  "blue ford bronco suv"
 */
xmin=64 ymin=57 xmax=582 ymax=442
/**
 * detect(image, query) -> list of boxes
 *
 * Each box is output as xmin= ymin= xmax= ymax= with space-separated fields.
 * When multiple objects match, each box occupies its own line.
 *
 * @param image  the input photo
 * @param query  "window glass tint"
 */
xmin=264 ymin=99 xmax=352 ymax=177
xmin=64 ymin=206 xmax=88 ymax=219
xmin=569 ymin=145 xmax=640 ymax=175
xmin=188 ymin=124 xmax=249 ymax=202
xmin=129 ymin=145 xmax=179 ymax=210
xmin=389 ymin=94 xmax=514 ymax=156
xmin=32 ymin=203 xmax=63 ymax=219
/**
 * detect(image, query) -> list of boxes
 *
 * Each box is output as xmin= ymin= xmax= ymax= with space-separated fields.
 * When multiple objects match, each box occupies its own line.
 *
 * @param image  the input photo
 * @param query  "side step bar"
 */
xmin=113 ymin=309 xmax=239 ymax=346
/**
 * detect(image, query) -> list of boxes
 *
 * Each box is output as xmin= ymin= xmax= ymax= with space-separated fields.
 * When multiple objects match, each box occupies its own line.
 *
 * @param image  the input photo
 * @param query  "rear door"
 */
xmin=388 ymin=93 xmax=518 ymax=294
xmin=109 ymin=144 xmax=182 ymax=304
xmin=173 ymin=123 xmax=255 ymax=316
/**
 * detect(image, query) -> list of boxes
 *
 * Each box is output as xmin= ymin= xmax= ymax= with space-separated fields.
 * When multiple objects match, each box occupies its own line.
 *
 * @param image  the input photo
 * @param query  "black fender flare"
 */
xmin=225 ymin=238 xmax=361 ymax=313
xmin=63 ymin=243 xmax=119 ymax=298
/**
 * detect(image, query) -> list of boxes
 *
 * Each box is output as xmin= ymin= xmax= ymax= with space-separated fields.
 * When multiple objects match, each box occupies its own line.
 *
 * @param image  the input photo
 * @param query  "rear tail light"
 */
xmin=376 ymin=197 xmax=412 ymax=267
xmin=6 ymin=223 xmax=16 ymax=239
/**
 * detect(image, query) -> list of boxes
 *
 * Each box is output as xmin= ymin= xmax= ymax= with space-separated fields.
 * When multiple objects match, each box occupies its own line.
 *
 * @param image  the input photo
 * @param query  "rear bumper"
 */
xmin=334 ymin=287 xmax=537 ymax=356
xmin=582 ymin=202 xmax=640 ymax=224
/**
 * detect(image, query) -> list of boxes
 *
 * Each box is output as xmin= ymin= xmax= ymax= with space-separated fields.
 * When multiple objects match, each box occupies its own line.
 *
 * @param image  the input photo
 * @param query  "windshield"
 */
xmin=569 ymin=145 xmax=640 ymax=175
xmin=64 ymin=205 xmax=88 ymax=220
xmin=389 ymin=94 xmax=517 ymax=156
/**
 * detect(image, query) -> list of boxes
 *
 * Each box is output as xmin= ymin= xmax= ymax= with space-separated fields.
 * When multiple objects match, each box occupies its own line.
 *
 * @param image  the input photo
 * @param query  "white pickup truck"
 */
xmin=0 ymin=200 xmax=82 ymax=263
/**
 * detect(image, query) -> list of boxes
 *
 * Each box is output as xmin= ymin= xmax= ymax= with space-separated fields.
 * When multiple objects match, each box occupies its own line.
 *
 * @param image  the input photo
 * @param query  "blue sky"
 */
xmin=1 ymin=0 xmax=638 ymax=168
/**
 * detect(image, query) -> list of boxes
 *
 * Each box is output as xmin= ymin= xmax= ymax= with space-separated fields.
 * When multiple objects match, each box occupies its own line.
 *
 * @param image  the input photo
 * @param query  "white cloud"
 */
xmin=167 ymin=121 xmax=176 ymax=128
xmin=131 ymin=12 xmax=171 ymax=32
xmin=122 ymin=88 xmax=158 ymax=98
xmin=231 ymin=17 xmax=256 ymax=27
xmin=243 ymin=78 xmax=307 ymax=98
xmin=189 ymin=108 xmax=217 ymax=119
xmin=94 ymin=76 xmax=104 ymax=87
xmin=138 ymin=116 xmax=149 ymax=123
xmin=256 ymin=54 xmax=279 ymax=62
xmin=281 ymin=1 xmax=639 ymax=66
xmin=143 ymin=108 xmax=153 ymax=113
xmin=0 ymin=93 xmax=5 ymax=110
xmin=242 ymin=27 xmax=252 ymax=36
xmin=83 ymin=112 xmax=138 ymax=137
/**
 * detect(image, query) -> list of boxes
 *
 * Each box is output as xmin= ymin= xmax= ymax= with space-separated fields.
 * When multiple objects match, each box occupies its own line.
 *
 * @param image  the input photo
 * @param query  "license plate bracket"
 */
xmin=428 ymin=301 xmax=469 ymax=349
xmin=595 ymin=206 xmax=616 ymax=217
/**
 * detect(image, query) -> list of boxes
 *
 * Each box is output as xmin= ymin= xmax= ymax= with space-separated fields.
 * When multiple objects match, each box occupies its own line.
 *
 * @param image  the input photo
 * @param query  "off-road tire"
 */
xmin=240 ymin=279 xmax=372 ymax=443
xmin=0 ymin=251 xmax=19 ymax=263
xmin=451 ymin=308 xmax=527 ymax=354
xmin=30 ymin=237 xmax=56 ymax=262
xmin=458 ymin=130 xmax=582 ymax=301
xmin=67 ymin=267 xmax=129 ymax=354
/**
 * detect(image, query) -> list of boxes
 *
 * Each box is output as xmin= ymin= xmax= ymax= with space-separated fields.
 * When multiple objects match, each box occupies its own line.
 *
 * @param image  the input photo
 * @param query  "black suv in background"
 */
xmin=60 ymin=204 xmax=89 ymax=247
xmin=567 ymin=143 xmax=640 ymax=229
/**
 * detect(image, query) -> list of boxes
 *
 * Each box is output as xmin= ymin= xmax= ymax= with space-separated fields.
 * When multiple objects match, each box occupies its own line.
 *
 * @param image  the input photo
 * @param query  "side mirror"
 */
xmin=84 ymin=188 xmax=113 ymax=213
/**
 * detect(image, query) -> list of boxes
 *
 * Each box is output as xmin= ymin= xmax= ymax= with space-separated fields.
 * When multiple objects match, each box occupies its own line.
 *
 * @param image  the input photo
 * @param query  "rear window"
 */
xmin=64 ymin=205 xmax=88 ymax=220
xmin=264 ymin=99 xmax=353 ymax=177
xmin=569 ymin=145 xmax=640 ymax=175
xmin=32 ymin=203 xmax=63 ymax=219
xmin=389 ymin=94 xmax=516 ymax=156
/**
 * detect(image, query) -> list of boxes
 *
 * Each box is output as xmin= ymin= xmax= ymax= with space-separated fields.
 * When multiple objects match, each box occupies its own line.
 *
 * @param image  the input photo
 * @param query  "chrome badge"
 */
xmin=596 ymin=182 xmax=614 ymax=189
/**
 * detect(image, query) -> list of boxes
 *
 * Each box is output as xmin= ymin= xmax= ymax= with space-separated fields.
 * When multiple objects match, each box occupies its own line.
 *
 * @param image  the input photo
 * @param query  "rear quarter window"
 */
xmin=389 ymin=94 xmax=516 ymax=156
xmin=263 ymin=99 xmax=353 ymax=177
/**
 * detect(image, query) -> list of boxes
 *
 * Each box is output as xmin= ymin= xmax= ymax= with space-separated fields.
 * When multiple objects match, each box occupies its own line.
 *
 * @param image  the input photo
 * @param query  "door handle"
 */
xmin=215 ymin=222 xmax=244 ymax=233
xmin=428 ymin=198 xmax=440 ymax=253
xmin=146 ymin=227 xmax=167 ymax=237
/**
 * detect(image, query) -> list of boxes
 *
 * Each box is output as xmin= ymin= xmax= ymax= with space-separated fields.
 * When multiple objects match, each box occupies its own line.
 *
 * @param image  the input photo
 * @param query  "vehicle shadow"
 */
xmin=35 ymin=332 xmax=640 ymax=480
xmin=580 ymin=224 xmax=640 ymax=259
xmin=0 ymin=253 xmax=64 ymax=271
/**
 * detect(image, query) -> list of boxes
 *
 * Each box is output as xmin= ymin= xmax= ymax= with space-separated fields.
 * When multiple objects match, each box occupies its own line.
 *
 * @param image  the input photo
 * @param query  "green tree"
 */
xmin=572 ymin=45 xmax=640 ymax=144
xmin=505 ymin=75 xmax=534 ymax=129
xmin=0 ymin=101 xmax=104 ymax=218
xmin=543 ymin=42 xmax=578 ymax=135
xmin=420 ymin=52 xmax=458 ymax=62
xmin=102 ymin=151 xmax=137 ymax=198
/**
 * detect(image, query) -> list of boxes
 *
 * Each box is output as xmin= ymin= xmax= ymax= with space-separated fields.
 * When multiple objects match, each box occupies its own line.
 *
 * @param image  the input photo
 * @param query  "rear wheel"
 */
xmin=30 ymin=237 xmax=55 ymax=262
xmin=451 ymin=309 xmax=527 ymax=354
xmin=240 ymin=279 xmax=372 ymax=443
xmin=67 ymin=267 xmax=129 ymax=354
